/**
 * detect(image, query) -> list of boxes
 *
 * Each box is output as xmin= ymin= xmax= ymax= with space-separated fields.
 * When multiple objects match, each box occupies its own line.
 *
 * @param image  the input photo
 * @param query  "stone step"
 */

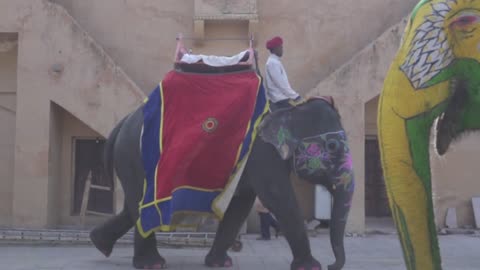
xmin=0 ymin=228 xmax=218 ymax=248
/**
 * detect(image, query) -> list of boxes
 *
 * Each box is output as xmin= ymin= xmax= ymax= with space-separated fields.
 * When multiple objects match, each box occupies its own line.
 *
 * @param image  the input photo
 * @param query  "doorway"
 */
xmin=72 ymin=138 xmax=113 ymax=215
xmin=0 ymin=33 xmax=18 ymax=226
xmin=365 ymin=137 xmax=391 ymax=217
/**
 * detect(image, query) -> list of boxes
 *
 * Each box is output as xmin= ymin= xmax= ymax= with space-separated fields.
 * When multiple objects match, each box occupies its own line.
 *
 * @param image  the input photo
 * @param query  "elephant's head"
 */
xmin=378 ymin=0 xmax=480 ymax=269
xmin=260 ymin=97 xmax=355 ymax=270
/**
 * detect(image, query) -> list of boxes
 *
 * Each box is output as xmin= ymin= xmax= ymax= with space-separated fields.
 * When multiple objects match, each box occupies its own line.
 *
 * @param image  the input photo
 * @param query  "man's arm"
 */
xmin=266 ymin=61 xmax=300 ymax=99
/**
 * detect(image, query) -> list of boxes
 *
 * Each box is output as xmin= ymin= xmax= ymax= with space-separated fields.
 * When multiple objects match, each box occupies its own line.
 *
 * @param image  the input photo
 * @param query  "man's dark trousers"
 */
xmin=259 ymin=212 xmax=279 ymax=239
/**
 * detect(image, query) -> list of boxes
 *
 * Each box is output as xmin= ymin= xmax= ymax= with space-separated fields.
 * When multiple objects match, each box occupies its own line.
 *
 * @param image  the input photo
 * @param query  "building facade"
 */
xmin=0 ymin=0 xmax=477 ymax=233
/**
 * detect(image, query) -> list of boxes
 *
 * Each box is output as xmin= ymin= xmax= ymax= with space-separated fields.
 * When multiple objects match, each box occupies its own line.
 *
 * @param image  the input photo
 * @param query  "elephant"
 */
xmin=88 ymin=95 xmax=355 ymax=270
xmin=378 ymin=0 xmax=480 ymax=269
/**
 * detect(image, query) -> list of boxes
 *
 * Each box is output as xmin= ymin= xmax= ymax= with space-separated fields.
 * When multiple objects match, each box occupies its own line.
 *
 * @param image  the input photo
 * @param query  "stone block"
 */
xmin=445 ymin=207 xmax=458 ymax=229
xmin=472 ymin=197 xmax=480 ymax=229
xmin=306 ymin=219 xmax=321 ymax=231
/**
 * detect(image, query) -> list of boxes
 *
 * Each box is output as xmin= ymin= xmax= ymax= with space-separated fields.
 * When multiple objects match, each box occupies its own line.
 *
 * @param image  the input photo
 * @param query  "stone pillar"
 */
xmin=12 ymin=95 xmax=51 ymax=228
xmin=12 ymin=22 xmax=55 ymax=228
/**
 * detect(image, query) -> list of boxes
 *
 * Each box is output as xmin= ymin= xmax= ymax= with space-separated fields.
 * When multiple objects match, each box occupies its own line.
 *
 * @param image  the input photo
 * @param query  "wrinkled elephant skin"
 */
xmin=89 ymin=98 xmax=355 ymax=270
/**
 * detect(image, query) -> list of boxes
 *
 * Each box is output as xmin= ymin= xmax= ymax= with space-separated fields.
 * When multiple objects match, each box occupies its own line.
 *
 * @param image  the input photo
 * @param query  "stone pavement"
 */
xmin=1 ymin=234 xmax=479 ymax=270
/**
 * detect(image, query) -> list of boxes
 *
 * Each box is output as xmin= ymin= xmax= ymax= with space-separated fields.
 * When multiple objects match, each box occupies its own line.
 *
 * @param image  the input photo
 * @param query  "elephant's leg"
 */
xmin=90 ymin=202 xmax=134 ymax=257
xmin=132 ymin=228 xmax=166 ymax=269
xmin=120 ymin=177 xmax=166 ymax=270
xmin=115 ymin=177 xmax=166 ymax=269
xmin=113 ymin=125 xmax=167 ymax=269
xmin=249 ymin=141 xmax=321 ymax=270
xmin=205 ymin=187 xmax=256 ymax=268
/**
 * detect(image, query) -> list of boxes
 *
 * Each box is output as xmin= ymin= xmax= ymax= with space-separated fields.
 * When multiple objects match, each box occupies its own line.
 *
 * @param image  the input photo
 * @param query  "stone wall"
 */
xmin=0 ymin=35 xmax=17 ymax=227
xmin=307 ymin=18 xmax=409 ymax=232
xmin=0 ymin=0 xmax=144 ymax=228
xmin=0 ymin=0 xmax=424 ymax=231
xmin=51 ymin=0 xmax=419 ymax=95
xmin=308 ymin=16 xmax=480 ymax=230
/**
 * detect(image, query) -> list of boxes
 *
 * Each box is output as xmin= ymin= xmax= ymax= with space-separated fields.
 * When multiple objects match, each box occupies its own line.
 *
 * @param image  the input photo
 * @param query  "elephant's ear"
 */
xmin=258 ymin=111 xmax=297 ymax=160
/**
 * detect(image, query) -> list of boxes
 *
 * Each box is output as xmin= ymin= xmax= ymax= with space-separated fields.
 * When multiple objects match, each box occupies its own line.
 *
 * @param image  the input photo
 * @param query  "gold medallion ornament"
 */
xmin=202 ymin=117 xmax=218 ymax=133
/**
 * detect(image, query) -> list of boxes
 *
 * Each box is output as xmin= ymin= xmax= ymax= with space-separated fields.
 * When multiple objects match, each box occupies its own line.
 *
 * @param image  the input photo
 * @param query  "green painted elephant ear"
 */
xmin=259 ymin=110 xmax=298 ymax=160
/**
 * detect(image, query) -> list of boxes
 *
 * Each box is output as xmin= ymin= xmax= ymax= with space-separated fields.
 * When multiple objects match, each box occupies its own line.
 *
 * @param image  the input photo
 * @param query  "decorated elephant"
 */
xmin=378 ymin=0 xmax=480 ymax=269
xmin=88 ymin=70 xmax=355 ymax=270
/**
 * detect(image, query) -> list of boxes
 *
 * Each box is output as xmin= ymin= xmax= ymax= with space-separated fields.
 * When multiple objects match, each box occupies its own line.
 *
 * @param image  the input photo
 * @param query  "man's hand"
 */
xmin=288 ymin=95 xmax=305 ymax=106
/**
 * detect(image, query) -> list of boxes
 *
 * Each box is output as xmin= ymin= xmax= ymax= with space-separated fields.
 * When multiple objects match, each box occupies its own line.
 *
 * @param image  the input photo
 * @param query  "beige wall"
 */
xmin=308 ymin=19 xmax=408 ymax=233
xmin=0 ymin=0 xmax=419 ymax=231
xmin=309 ymin=16 xmax=480 ymax=230
xmin=47 ymin=102 xmax=62 ymax=226
xmin=0 ymin=0 xmax=145 ymax=228
xmin=432 ymin=135 xmax=480 ymax=228
xmin=42 ymin=0 xmax=419 ymax=231
xmin=58 ymin=106 xmax=105 ymax=227
xmin=49 ymin=103 xmax=114 ymax=228
xmin=50 ymin=0 xmax=419 ymax=95
xmin=9 ymin=0 xmax=476 ymax=232
xmin=0 ymin=36 xmax=17 ymax=227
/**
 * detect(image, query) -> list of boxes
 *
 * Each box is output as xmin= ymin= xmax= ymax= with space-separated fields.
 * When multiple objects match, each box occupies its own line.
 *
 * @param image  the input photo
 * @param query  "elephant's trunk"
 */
xmin=378 ymin=91 xmax=445 ymax=270
xmin=328 ymin=171 xmax=354 ymax=270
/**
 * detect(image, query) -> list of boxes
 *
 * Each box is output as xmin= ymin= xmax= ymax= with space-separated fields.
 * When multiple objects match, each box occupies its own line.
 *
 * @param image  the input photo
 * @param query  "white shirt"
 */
xmin=264 ymin=54 xmax=299 ymax=103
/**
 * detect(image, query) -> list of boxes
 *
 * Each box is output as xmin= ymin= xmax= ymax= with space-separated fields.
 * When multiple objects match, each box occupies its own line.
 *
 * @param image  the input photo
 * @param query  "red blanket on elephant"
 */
xmin=138 ymin=70 xmax=268 ymax=237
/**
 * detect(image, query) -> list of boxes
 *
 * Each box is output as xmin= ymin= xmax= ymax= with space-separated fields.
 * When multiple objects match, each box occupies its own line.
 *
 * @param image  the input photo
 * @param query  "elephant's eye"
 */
xmin=450 ymin=15 xmax=479 ymax=29
xmin=326 ymin=139 xmax=340 ymax=153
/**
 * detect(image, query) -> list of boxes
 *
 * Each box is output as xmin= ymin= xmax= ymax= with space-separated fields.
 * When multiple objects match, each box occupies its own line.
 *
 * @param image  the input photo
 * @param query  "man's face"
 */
xmin=273 ymin=45 xmax=283 ymax=57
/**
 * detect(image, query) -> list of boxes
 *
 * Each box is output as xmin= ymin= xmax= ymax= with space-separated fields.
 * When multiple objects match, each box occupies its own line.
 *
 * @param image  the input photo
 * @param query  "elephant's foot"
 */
xmin=90 ymin=228 xmax=115 ymax=257
xmin=290 ymin=257 xmax=322 ymax=270
xmin=204 ymin=252 xmax=233 ymax=268
xmin=327 ymin=261 xmax=344 ymax=270
xmin=133 ymin=254 xmax=167 ymax=269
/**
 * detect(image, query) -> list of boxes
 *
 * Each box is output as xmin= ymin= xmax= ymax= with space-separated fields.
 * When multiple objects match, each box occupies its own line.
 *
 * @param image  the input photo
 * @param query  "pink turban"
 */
xmin=266 ymin=36 xmax=283 ymax=50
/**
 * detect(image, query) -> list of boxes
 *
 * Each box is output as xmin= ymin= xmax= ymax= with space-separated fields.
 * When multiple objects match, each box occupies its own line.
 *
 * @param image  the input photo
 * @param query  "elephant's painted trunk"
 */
xmin=327 ymin=170 xmax=354 ymax=270
xmin=378 ymin=90 xmax=445 ymax=270
xmin=376 ymin=0 xmax=480 ymax=269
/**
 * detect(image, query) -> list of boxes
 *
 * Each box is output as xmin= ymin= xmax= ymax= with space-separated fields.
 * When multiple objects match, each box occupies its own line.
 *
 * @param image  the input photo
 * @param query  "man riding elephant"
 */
xmin=89 ymin=52 xmax=354 ymax=270
xmin=264 ymin=36 xmax=304 ymax=111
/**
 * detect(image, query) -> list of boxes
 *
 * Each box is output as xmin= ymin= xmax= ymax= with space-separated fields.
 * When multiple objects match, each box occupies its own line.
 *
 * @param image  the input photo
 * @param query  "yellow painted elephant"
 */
xmin=378 ymin=0 xmax=480 ymax=269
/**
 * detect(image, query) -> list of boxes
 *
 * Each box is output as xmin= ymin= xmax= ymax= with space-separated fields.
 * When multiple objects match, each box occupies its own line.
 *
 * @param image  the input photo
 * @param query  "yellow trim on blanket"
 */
xmin=151 ymin=85 xmax=166 ymax=236
xmin=139 ymin=196 xmax=173 ymax=209
xmin=154 ymin=84 xmax=164 ymax=215
xmin=171 ymin=185 xmax=224 ymax=194
xmin=211 ymin=73 xmax=270 ymax=219
xmin=159 ymin=83 xmax=165 ymax=153
xmin=140 ymin=185 xmax=225 ymax=210
xmin=137 ymin=218 xmax=173 ymax=237
xmin=139 ymin=178 xmax=147 ymax=209
xmin=138 ymin=84 xmax=167 ymax=238
xmin=138 ymin=75 xmax=270 ymax=237
xmin=137 ymin=210 xmax=219 ymax=238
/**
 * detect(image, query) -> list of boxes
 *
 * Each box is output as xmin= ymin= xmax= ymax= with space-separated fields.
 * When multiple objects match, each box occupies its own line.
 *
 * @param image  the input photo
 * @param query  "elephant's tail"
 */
xmin=103 ymin=116 xmax=128 ymax=185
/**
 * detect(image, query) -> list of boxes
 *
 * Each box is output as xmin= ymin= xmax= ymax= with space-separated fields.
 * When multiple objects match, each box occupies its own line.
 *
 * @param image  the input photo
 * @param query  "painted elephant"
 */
xmin=378 ymin=0 xmax=480 ymax=269
xmin=89 ymin=97 xmax=355 ymax=270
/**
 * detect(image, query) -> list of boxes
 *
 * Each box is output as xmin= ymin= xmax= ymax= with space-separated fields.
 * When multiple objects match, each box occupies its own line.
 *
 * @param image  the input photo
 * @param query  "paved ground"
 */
xmin=1 ymin=234 xmax=479 ymax=270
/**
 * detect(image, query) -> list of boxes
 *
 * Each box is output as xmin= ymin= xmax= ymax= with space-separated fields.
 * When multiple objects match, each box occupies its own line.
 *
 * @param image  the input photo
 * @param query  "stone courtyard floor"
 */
xmin=1 ymin=233 xmax=479 ymax=270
